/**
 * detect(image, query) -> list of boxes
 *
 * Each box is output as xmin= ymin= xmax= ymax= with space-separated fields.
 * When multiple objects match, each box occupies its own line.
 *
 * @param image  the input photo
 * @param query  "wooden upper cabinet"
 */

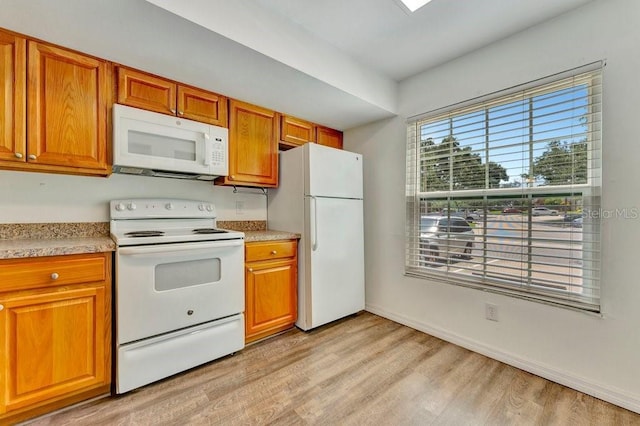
xmin=177 ymin=86 xmax=228 ymax=126
xmin=316 ymin=125 xmax=343 ymax=150
xmin=117 ymin=67 xmax=176 ymax=116
xmin=217 ymin=99 xmax=278 ymax=188
xmin=0 ymin=30 xmax=26 ymax=164
xmin=117 ymin=66 xmax=228 ymax=127
xmin=26 ymin=41 xmax=110 ymax=175
xmin=280 ymin=115 xmax=315 ymax=149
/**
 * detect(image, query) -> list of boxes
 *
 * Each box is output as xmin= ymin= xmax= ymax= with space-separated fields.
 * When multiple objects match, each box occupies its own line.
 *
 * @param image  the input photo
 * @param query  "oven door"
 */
xmin=115 ymin=239 xmax=244 ymax=345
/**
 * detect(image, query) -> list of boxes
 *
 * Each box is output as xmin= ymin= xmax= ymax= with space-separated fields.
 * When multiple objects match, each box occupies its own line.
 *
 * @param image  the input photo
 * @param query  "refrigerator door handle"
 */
xmin=310 ymin=195 xmax=318 ymax=251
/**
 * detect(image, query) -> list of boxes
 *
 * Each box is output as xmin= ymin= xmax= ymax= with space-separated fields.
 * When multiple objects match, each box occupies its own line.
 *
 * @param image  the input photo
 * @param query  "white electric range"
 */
xmin=110 ymin=198 xmax=245 ymax=394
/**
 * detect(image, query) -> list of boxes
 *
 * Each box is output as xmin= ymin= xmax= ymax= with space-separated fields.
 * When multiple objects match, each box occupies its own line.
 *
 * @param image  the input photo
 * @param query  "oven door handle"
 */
xmin=118 ymin=240 xmax=244 ymax=255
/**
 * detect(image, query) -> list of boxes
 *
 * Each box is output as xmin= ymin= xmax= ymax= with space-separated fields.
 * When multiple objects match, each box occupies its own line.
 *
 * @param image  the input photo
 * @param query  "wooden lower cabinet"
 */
xmin=245 ymin=240 xmax=298 ymax=343
xmin=0 ymin=252 xmax=111 ymax=424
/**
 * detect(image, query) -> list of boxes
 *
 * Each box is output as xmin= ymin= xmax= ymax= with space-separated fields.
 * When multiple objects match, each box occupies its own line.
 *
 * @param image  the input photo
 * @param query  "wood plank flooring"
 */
xmin=23 ymin=312 xmax=640 ymax=425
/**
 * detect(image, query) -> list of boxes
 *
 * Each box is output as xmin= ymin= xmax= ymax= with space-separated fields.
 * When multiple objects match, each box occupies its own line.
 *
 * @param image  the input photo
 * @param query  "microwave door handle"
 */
xmin=203 ymin=133 xmax=211 ymax=166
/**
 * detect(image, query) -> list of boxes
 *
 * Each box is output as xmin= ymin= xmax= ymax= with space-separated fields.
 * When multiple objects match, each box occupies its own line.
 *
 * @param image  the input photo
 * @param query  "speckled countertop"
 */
xmin=242 ymin=230 xmax=300 ymax=242
xmin=0 ymin=221 xmax=297 ymax=259
xmin=0 ymin=223 xmax=115 ymax=259
xmin=217 ymin=220 xmax=300 ymax=242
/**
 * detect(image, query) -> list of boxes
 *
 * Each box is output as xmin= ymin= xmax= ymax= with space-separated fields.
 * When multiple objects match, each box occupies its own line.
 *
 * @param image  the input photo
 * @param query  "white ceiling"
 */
xmin=248 ymin=0 xmax=596 ymax=81
xmin=145 ymin=0 xmax=595 ymax=128
xmin=1 ymin=0 xmax=596 ymax=130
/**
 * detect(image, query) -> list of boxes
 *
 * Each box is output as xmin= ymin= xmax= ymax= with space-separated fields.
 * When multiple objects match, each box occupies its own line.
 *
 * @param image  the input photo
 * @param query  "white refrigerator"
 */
xmin=268 ymin=143 xmax=365 ymax=331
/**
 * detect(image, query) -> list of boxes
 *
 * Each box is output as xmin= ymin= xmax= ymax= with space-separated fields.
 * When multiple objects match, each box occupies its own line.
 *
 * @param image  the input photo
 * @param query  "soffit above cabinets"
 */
xmin=0 ymin=0 xmax=597 ymax=131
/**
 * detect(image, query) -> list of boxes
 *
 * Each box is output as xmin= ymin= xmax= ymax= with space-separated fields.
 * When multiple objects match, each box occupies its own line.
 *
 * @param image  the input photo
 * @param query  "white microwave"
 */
xmin=112 ymin=104 xmax=229 ymax=180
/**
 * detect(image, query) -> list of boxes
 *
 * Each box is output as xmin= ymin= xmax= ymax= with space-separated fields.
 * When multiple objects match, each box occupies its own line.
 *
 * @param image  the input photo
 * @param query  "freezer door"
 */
xmin=301 ymin=196 xmax=365 ymax=330
xmin=306 ymin=143 xmax=363 ymax=199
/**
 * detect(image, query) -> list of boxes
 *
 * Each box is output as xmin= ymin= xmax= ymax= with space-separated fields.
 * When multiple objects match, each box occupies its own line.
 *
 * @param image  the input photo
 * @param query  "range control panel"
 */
xmin=110 ymin=199 xmax=216 ymax=219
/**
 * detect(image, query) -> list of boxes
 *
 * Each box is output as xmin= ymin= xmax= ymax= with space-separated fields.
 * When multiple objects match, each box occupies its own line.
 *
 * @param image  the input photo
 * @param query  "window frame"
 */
xmin=405 ymin=62 xmax=603 ymax=313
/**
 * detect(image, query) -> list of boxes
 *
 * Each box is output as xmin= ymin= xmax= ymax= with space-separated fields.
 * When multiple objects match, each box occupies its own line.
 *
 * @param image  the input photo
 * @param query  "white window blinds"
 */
xmin=405 ymin=63 xmax=603 ymax=312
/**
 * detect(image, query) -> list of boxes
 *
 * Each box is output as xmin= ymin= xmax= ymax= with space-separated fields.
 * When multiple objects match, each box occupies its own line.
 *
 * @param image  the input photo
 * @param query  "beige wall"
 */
xmin=346 ymin=0 xmax=640 ymax=413
xmin=0 ymin=171 xmax=267 ymax=223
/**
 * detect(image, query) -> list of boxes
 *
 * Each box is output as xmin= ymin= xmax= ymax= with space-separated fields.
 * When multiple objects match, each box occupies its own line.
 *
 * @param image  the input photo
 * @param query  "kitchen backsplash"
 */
xmin=0 ymin=170 xmax=267 ymax=224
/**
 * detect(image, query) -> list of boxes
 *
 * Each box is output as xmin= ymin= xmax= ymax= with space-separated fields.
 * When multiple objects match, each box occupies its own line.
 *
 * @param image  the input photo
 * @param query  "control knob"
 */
xmin=127 ymin=203 xmax=137 ymax=211
xmin=165 ymin=203 xmax=174 ymax=210
xmin=115 ymin=203 xmax=126 ymax=211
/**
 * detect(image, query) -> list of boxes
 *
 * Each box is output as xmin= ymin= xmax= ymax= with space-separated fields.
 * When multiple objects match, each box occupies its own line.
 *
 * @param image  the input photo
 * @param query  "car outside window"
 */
xmin=450 ymin=219 xmax=471 ymax=233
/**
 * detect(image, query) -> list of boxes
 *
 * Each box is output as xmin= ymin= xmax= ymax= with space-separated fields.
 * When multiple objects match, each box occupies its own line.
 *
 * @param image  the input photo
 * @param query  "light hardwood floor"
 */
xmin=24 ymin=312 xmax=640 ymax=425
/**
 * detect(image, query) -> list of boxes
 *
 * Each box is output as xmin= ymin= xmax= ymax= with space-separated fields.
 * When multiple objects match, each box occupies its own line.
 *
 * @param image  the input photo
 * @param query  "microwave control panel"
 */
xmin=211 ymin=137 xmax=226 ymax=167
xmin=208 ymin=126 xmax=229 ymax=175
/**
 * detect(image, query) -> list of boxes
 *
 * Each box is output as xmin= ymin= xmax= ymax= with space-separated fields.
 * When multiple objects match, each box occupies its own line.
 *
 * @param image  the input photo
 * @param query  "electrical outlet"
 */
xmin=235 ymin=200 xmax=245 ymax=215
xmin=485 ymin=303 xmax=499 ymax=322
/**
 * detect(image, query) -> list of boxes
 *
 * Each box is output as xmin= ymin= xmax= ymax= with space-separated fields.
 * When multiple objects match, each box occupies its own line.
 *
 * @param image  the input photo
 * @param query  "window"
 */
xmin=405 ymin=63 xmax=603 ymax=312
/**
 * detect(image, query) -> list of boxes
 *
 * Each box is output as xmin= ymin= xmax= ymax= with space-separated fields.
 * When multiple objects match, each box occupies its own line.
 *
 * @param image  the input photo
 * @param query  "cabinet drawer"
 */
xmin=0 ymin=253 xmax=107 ymax=292
xmin=245 ymin=240 xmax=297 ymax=262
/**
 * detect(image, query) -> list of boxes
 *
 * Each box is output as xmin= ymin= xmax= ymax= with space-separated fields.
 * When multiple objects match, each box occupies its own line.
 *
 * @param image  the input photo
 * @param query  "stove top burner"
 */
xmin=192 ymin=228 xmax=228 ymax=235
xmin=124 ymin=231 xmax=166 ymax=238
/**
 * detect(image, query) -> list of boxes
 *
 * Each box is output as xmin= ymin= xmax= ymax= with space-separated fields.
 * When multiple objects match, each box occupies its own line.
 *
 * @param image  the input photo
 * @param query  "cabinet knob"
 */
xmin=14 ymin=152 xmax=23 ymax=159
xmin=28 ymin=154 xmax=37 ymax=160
xmin=51 ymin=272 xmax=59 ymax=280
xmin=178 ymin=111 xmax=184 ymax=116
xmin=229 ymin=175 xmax=235 ymax=180
xmin=170 ymin=109 xmax=176 ymax=114
xmin=248 ymin=268 xmax=253 ymax=272
xmin=271 ymin=250 xmax=277 ymax=255
xmin=0 ymin=304 xmax=3 ymax=311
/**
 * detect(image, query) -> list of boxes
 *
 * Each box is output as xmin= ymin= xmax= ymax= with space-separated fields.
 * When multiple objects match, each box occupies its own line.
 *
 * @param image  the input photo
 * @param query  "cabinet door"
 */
xmin=27 ymin=42 xmax=109 ymax=174
xmin=280 ymin=115 xmax=315 ymax=148
xmin=245 ymin=258 xmax=297 ymax=343
xmin=0 ymin=31 xmax=26 ymax=164
xmin=116 ymin=67 xmax=177 ymax=116
xmin=177 ymin=86 xmax=228 ymax=127
xmin=0 ymin=285 xmax=108 ymax=414
xmin=316 ymin=126 xmax=343 ymax=150
xmin=221 ymin=100 xmax=278 ymax=187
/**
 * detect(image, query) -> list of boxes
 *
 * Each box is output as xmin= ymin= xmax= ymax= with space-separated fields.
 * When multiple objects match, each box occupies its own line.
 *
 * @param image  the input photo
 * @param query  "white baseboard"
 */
xmin=365 ymin=303 xmax=640 ymax=415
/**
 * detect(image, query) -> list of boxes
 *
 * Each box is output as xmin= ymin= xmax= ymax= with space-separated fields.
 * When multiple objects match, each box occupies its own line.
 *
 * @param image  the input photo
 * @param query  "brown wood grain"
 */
xmin=316 ymin=125 xmax=343 ymax=150
xmin=280 ymin=115 xmax=315 ymax=146
xmin=245 ymin=240 xmax=297 ymax=262
xmin=116 ymin=66 xmax=177 ymax=115
xmin=26 ymin=41 xmax=109 ymax=175
xmin=0 ymin=30 xmax=26 ymax=164
xmin=0 ymin=252 xmax=111 ymax=424
xmin=0 ymin=254 xmax=106 ymax=292
xmin=177 ymin=85 xmax=228 ymax=127
xmin=22 ymin=312 xmax=640 ymax=425
xmin=217 ymin=99 xmax=278 ymax=188
xmin=245 ymin=240 xmax=297 ymax=343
